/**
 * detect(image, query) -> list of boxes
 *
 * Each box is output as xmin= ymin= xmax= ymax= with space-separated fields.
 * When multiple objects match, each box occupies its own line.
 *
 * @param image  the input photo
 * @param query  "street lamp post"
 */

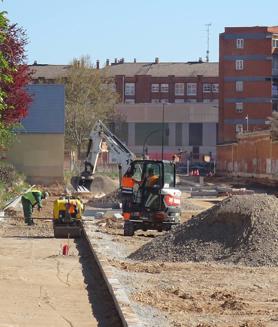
xmin=161 ymin=103 xmax=165 ymax=160
xmin=142 ymin=129 xmax=160 ymax=158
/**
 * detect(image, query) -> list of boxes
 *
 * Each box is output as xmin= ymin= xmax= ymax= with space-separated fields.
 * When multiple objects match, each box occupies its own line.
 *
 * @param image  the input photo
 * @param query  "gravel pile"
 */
xmin=129 ymin=194 xmax=278 ymax=266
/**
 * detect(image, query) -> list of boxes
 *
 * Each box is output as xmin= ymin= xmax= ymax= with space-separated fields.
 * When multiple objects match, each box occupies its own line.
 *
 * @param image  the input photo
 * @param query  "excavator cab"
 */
xmin=122 ymin=160 xmax=181 ymax=236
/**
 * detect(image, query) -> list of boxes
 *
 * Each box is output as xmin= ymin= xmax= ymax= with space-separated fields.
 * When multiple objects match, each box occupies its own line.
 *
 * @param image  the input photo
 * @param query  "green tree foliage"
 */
xmin=63 ymin=56 xmax=118 ymax=157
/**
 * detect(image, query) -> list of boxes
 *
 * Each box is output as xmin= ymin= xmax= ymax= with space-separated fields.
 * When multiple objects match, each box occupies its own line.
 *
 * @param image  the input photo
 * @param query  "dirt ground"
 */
xmin=88 ymin=194 xmax=278 ymax=327
xmin=0 ymin=193 xmax=122 ymax=327
xmin=3 ymin=177 xmax=278 ymax=326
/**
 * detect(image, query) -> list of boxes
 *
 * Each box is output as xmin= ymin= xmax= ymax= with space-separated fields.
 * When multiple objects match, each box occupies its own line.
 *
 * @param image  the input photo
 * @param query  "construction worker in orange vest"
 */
xmin=121 ymin=167 xmax=136 ymax=220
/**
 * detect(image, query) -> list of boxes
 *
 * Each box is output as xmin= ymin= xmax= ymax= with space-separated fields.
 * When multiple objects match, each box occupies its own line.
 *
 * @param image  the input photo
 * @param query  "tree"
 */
xmin=63 ymin=56 xmax=119 ymax=157
xmin=0 ymin=11 xmax=31 ymax=147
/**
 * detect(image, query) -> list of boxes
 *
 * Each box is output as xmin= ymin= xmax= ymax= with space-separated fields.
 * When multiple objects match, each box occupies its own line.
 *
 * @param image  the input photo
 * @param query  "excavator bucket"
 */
xmin=70 ymin=176 xmax=92 ymax=192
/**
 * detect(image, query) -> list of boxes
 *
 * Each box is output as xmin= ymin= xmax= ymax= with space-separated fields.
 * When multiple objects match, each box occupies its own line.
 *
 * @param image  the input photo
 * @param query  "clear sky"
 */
xmin=2 ymin=0 xmax=278 ymax=66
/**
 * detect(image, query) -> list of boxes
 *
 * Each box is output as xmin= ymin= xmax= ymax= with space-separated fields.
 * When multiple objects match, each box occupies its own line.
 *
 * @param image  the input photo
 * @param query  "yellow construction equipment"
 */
xmin=53 ymin=195 xmax=84 ymax=238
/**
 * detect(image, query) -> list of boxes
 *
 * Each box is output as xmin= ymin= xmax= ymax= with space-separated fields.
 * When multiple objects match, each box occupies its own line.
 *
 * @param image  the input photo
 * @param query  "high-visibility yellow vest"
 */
xmin=22 ymin=190 xmax=41 ymax=206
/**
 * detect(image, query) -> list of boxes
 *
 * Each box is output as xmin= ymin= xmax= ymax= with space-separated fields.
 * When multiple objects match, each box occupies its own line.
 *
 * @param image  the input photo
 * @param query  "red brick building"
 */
xmin=219 ymin=26 xmax=278 ymax=143
xmin=103 ymin=59 xmax=219 ymax=104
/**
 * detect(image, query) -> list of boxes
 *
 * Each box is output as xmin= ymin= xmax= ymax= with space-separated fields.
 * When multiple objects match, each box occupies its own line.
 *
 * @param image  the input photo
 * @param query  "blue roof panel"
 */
xmin=21 ymin=84 xmax=65 ymax=133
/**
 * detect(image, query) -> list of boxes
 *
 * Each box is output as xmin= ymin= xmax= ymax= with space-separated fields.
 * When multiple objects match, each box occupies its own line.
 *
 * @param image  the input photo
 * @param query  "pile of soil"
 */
xmin=90 ymin=175 xmax=119 ymax=195
xmin=129 ymin=194 xmax=278 ymax=266
xmin=86 ymin=175 xmax=120 ymax=208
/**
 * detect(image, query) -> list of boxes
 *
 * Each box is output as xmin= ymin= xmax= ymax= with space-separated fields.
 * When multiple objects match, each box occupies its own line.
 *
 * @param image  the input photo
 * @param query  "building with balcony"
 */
xmin=219 ymin=26 xmax=278 ymax=143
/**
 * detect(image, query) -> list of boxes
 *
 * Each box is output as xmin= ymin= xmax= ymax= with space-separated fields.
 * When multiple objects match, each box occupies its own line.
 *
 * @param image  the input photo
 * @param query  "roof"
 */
xmin=102 ymin=62 xmax=219 ymax=77
xmin=29 ymin=62 xmax=219 ymax=79
xmin=29 ymin=64 xmax=69 ymax=80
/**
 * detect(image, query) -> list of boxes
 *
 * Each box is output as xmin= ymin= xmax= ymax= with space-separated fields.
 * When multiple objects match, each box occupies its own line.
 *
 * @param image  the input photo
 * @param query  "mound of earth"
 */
xmin=129 ymin=194 xmax=278 ymax=266
xmin=90 ymin=175 xmax=119 ymax=195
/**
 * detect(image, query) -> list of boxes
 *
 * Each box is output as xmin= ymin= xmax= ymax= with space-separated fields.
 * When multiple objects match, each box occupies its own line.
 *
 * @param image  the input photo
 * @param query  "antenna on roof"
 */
xmin=205 ymin=23 xmax=212 ymax=62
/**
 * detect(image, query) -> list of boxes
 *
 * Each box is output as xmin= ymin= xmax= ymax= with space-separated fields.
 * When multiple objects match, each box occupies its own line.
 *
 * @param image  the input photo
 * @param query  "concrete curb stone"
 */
xmin=83 ymin=219 xmax=144 ymax=327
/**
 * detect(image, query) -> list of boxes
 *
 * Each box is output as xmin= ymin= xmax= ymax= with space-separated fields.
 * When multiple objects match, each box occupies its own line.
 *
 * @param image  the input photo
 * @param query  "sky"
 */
xmin=1 ymin=0 xmax=278 ymax=66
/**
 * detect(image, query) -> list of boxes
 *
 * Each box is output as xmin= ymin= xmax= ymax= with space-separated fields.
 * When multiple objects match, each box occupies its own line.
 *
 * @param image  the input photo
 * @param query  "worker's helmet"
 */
xmin=42 ymin=191 xmax=49 ymax=199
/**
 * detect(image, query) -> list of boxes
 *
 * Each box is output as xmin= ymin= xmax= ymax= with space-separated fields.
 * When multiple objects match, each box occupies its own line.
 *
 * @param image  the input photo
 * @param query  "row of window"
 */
xmin=235 ymin=38 xmax=278 ymax=49
xmin=125 ymin=99 xmax=218 ymax=104
xmin=125 ymin=83 xmax=219 ymax=96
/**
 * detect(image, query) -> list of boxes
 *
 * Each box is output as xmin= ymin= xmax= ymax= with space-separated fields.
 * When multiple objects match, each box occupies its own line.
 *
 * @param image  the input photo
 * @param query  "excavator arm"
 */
xmin=71 ymin=120 xmax=135 ymax=191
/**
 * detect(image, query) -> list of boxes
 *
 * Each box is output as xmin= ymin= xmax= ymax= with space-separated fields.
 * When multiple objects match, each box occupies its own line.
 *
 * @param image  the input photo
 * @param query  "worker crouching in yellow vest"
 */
xmin=21 ymin=190 xmax=49 ymax=225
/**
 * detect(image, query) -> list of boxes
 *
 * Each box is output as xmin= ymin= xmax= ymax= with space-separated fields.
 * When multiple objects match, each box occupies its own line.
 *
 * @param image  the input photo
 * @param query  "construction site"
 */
xmin=1 ymin=4 xmax=278 ymax=326
xmin=1 ymin=162 xmax=278 ymax=327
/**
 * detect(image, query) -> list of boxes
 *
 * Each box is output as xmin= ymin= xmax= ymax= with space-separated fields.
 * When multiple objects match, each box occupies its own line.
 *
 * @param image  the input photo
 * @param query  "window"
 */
xmin=236 ymin=38 xmax=244 ymax=49
xmin=203 ymin=99 xmax=211 ymax=103
xmin=235 ymin=102 xmax=243 ymax=113
xmin=272 ymin=84 xmax=278 ymax=96
xmin=203 ymin=83 xmax=211 ymax=93
xmin=125 ymin=83 xmax=135 ymax=96
xmin=212 ymin=83 xmax=219 ymax=93
xmin=235 ymin=60 xmax=244 ymax=70
xmin=272 ymin=39 xmax=278 ymax=48
xmin=187 ymin=99 xmax=197 ymax=103
xmin=161 ymin=98 xmax=168 ymax=103
xmin=131 ymin=162 xmax=144 ymax=182
xmin=175 ymin=83 xmax=184 ymax=96
xmin=187 ymin=83 xmax=197 ymax=96
xmin=236 ymin=81 xmax=243 ymax=92
xmin=151 ymin=99 xmax=160 ymax=103
xmin=125 ymin=99 xmax=135 ymax=104
xmin=161 ymin=84 xmax=169 ymax=92
xmin=236 ymin=124 xmax=243 ymax=133
xmin=151 ymin=84 xmax=159 ymax=92
xmin=174 ymin=99 xmax=184 ymax=103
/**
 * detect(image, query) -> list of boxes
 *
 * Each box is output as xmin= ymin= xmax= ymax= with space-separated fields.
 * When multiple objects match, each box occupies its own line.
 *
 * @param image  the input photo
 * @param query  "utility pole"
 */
xmin=205 ymin=23 xmax=212 ymax=62
xmin=161 ymin=103 xmax=165 ymax=160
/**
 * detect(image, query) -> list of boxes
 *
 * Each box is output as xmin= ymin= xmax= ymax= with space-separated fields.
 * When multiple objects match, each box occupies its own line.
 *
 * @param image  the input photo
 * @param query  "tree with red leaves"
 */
xmin=0 ymin=11 xmax=31 ymax=147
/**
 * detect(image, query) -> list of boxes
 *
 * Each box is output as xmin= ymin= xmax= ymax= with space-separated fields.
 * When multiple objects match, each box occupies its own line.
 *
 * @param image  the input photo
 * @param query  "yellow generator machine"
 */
xmin=53 ymin=195 xmax=84 ymax=238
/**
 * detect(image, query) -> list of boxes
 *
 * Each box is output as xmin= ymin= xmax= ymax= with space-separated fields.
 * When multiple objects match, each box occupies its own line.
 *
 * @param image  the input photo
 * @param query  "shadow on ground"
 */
xmin=74 ymin=237 xmax=123 ymax=327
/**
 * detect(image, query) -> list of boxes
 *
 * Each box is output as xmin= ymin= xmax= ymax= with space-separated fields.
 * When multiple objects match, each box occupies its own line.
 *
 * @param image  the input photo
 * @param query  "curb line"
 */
xmin=83 ymin=219 xmax=144 ymax=327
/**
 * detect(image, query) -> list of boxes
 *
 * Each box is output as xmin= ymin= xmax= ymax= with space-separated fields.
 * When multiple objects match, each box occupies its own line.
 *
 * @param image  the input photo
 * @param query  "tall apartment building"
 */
xmin=219 ymin=26 xmax=278 ymax=143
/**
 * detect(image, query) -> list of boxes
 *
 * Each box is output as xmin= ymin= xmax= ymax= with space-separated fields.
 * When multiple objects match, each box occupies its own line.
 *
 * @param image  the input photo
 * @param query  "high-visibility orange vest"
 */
xmin=121 ymin=176 xmax=135 ymax=188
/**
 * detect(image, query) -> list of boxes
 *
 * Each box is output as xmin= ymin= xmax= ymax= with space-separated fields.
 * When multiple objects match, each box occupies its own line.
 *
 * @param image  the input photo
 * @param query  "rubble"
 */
xmin=129 ymin=194 xmax=278 ymax=266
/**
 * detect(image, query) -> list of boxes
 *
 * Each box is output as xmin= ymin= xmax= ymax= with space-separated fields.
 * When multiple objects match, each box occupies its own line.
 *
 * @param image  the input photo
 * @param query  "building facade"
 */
xmin=30 ymin=60 xmax=219 ymax=161
xmin=7 ymin=84 xmax=65 ymax=184
xmin=219 ymin=26 xmax=278 ymax=143
xmin=104 ymin=60 xmax=219 ymax=159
